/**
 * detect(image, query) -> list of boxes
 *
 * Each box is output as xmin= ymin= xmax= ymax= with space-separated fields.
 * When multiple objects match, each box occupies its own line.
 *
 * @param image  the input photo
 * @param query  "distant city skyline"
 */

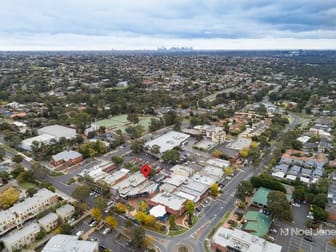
xmin=1 ymin=0 xmax=335 ymax=50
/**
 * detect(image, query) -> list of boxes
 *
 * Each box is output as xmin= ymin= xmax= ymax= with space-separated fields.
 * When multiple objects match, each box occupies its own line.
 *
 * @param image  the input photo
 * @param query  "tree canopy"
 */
xmin=267 ymin=191 xmax=293 ymax=221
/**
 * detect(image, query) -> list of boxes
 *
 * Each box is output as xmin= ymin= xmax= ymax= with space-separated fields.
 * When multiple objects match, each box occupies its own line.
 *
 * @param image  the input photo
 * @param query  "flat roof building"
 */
xmin=205 ymin=158 xmax=230 ymax=169
xmin=42 ymin=234 xmax=98 ymax=252
xmin=211 ymin=227 xmax=282 ymax=252
xmin=149 ymin=192 xmax=186 ymax=216
xmin=38 ymin=124 xmax=77 ymax=140
xmin=38 ymin=212 xmax=59 ymax=232
xmin=56 ymin=204 xmax=75 ymax=223
xmin=2 ymin=222 xmax=41 ymax=252
xmin=20 ymin=134 xmax=55 ymax=151
xmin=0 ymin=188 xmax=58 ymax=235
xmin=145 ymin=131 xmax=189 ymax=154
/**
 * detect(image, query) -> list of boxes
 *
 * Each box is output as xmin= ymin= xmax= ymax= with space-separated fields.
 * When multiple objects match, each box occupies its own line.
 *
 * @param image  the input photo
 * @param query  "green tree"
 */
xmin=99 ymin=126 xmax=106 ymax=134
xmin=313 ymin=193 xmax=328 ymax=209
xmin=235 ymin=181 xmax=254 ymax=201
xmin=72 ymin=184 xmax=90 ymax=201
xmin=59 ymin=223 xmax=72 ymax=234
xmin=12 ymin=154 xmax=23 ymax=163
xmin=126 ymin=125 xmax=145 ymax=139
xmin=293 ymin=186 xmax=306 ymax=202
xmin=185 ymin=200 xmax=195 ymax=226
xmin=127 ymin=114 xmax=139 ymax=124
xmin=131 ymin=140 xmax=144 ymax=153
xmin=267 ymin=191 xmax=293 ymax=221
xmin=72 ymin=112 xmax=91 ymax=133
xmin=31 ymin=162 xmax=48 ymax=180
xmin=162 ymin=149 xmax=180 ymax=164
xmin=312 ymin=205 xmax=328 ymax=221
xmin=163 ymin=110 xmax=178 ymax=126
xmin=0 ymin=146 xmax=5 ymax=161
xmin=149 ymin=118 xmax=164 ymax=132
xmin=111 ymin=156 xmax=124 ymax=165
xmin=169 ymin=215 xmax=177 ymax=230
xmin=130 ymin=226 xmax=146 ymax=249
xmin=94 ymin=196 xmax=107 ymax=211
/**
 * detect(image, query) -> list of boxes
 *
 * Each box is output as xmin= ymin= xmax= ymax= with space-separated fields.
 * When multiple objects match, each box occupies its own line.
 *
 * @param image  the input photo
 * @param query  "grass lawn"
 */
xmin=94 ymin=114 xmax=158 ymax=134
xmin=169 ymin=225 xmax=188 ymax=236
xmin=20 ymin=182 xmax=38 ymax=190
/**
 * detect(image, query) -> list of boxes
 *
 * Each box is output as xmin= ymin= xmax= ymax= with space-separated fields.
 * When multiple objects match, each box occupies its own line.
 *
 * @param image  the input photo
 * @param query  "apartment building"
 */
xmin=0 ymin=189 xmax=58 ymax=235
xmin=2 ymin=223 xmax=40 ymax=252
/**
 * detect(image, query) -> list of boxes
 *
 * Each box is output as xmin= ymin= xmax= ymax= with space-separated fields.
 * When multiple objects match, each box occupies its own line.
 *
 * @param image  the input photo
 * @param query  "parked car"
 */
xmin=76 ymin=230 xmax=84 ymax=237
xmin=103 ymin=227 xmax=111 ymax=235
xmin=292 ymin=203 xmax=301 ymax=207
xmin=304 ymin=235 xmax=313 ymax=242
xmin=89 ymin=220 xmax=97 ymax=227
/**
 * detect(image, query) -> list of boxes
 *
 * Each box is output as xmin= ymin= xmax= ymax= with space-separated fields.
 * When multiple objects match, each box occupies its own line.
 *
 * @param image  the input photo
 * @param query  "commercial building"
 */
xmin=176 ymin=180 xmax=209 ymax=203
xmin=51 ymin=150 xmax=83 ymax=167
xmin=149 ymin=192 xmax=187 ymax=216
xmin=0 ymin=188 xmax=58 ymax=235
xmin=205 ymin=158 xmax=230 ymax=169
xmin=112 ymin=172 xmax=157 ymax=199
xmin=252 ymin=187 xmax=291 ymax=208
xmin=242 ymin=211 xmax=271 ymax=237
xmin=200 ymin=166 xmax=224 ymax=182
xmin=170 ymin=164 xmax=194 ymax=177
xmin=145 ymin=131 xmax=190 ymax=154
xmin=211 ymin=227 xmax=282 ymax=252
xmin=56 ymin=204 xmax=75 ymax=223
xmin=42 ymin=234 xmax=99 ymax=252
xmin=2 ymin=223 xmax=41 ymax=252
xmin=20 ymin=134 xmax=55 ymax=151
xmin=38 ymin=213 xmax=59 ymax=232
xmin=38 ymin=125 xmax=77 ymax=140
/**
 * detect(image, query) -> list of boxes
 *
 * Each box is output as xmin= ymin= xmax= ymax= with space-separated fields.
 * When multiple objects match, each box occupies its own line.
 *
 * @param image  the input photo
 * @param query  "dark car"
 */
xmin=304 ymin=235 xmax=313 ymax=242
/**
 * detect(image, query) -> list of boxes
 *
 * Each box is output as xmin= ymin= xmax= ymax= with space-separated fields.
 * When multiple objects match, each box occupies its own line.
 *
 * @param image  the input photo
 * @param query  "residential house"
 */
xmin=0 ymin=189 xmax=58 ymax=235
xmin=56 ymin=204 xmax=75 ymax=223
xmin=38 ymin=213 xmax=59 ymax=232
xmin=2 ymin=223 xmax=40 ymax=252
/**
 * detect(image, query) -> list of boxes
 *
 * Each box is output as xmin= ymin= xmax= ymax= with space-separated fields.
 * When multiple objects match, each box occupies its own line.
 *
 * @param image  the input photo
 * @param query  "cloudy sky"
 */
xmin=1 ymin=0 xmax=335 ymax=50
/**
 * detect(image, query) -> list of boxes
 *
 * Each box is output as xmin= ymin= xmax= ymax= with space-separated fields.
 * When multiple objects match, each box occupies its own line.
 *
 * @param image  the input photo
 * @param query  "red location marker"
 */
xmin=141 ymin=164 xmax=151 ymax=178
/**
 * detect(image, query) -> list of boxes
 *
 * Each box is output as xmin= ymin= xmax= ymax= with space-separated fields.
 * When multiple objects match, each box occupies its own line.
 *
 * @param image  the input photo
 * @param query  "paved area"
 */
xmin=287 ymin=236 xmax=312 ymax=252
xmin=326 ymin=243 xmax=336 ymax=252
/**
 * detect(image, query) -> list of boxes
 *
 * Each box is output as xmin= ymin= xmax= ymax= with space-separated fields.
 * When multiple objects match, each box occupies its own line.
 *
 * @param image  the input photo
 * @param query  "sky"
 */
xmin=0 ymin=0 xmax=335 ymax=50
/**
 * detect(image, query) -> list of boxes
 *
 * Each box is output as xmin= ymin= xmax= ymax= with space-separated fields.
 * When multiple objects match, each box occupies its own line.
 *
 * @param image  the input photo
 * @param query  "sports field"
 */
xmin=93 ymin=114 xmax=156 ymax=132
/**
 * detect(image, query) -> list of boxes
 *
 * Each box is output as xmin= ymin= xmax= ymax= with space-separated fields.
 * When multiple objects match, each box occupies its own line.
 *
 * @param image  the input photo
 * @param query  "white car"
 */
xmin=76 ymin=230 xmax=84 ymax=237
xmin=102 ymin=227 xmax=111 ymax=235
xmin=292 ymin=203 xmax=300 ymax=207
